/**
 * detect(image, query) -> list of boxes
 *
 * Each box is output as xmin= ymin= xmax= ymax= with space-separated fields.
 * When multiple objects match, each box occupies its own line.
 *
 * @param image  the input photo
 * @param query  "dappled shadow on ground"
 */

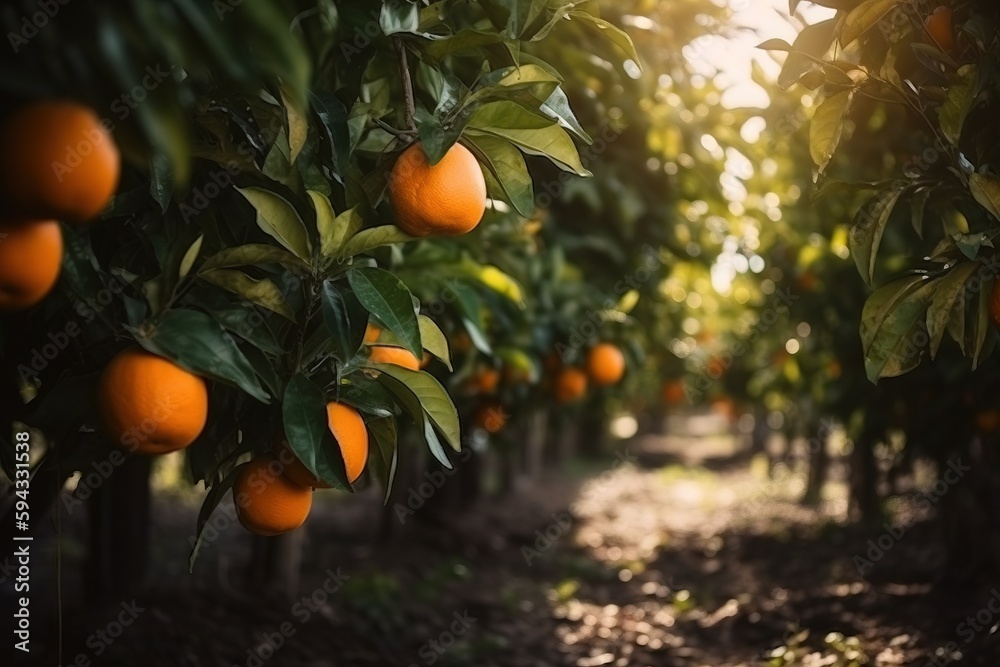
xmin=17 ymin=420 xmax=1000 ymax=667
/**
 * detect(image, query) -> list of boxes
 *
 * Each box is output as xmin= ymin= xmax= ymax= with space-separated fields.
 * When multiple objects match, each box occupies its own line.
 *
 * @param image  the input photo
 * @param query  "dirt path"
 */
xmin=20 ymin=418 xmax=1000 ymax=666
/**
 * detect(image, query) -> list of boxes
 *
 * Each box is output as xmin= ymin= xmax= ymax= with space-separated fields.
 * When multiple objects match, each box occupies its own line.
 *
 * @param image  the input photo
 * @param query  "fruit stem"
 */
xmin=394 ymin=37 xmax=417 ymax=134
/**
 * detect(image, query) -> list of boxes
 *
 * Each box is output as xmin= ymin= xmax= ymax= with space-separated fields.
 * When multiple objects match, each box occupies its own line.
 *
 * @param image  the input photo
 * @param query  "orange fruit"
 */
xmin=275 ymin=440 xmax=331 ymax=489
xmin=388 ymin=142 xmax=486 ymax=237
xmin=364 ymin=323 xmax=382 ymax=344
xmin=554 ymin=367 xmax=588 ymax=403
xmin=0 ymin=220 xmax=63 ymax=311
xmin=420 ymin=351 xmax=433 ymax=369
xmin=469 ymin=367 xmax=500 ymax=394
xmin=990 ymin=280 xmax=1000 ymax=328
xmin=925 ymin=6 xmax=954 ymax=52
xmin=662 ymin=380 xmax=686 ymax=406
xmin=827 ymin=361 xmax=843 ymax=379
xmin=326 ymin=401 xmax=369 ymax=483
xmin=452 ymin=331 xmax=472 ymax=354
xmin=277 ymin=402 xmax=368 ymax=486
xmin=976 ymin=409 xmax=1000 ymax=435
xmin=586 ymin=343 xmax=626 ymax=386
xmin=0 ymin=101 xmax=120 ymax=224
xmin=368 ymin=345 xmax=421 ymax=371
xmin=234 ymin=455 xmax=312 ymax=536
xmin=474 ymin=402 xmax=507 ymax=434
xmin=98 ymin=348 xmax=208 ymax=454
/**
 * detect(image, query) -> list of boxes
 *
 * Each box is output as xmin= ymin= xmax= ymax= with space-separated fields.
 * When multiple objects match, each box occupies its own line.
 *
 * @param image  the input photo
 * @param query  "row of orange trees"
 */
xmin=0 ymin=0 xmax=646 ymax=561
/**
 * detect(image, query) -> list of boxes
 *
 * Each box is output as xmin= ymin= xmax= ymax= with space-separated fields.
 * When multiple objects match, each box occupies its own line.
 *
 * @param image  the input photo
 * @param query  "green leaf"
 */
xmin=200 ymin=243 xmax=306 ymax=272
xmin=911 ymin=187 xmax=932 ymax=238
xmin=283 ymin=374 xmax=350 ymax=490
xmin=567 ymin=11 xmax=640 ymax=65
xmin=970 ymin=173 xmax=1000 ymax=223
xmin=940 ymin=65 xmax=977 ymax=146
xmin=367 ymin=363 xmax=461 ymax=452
xmin=236 ymin=187 xmax=312 ymax=259
xmin=321 ymin=280 xmax=369 ymax=363
xmin=539 ymin=85 xmax=591 ymax=144
xmin=464 ymin=134 xmax=534 ymax=217
xmin=339 ymin=225 xmax=418 ymax=258
xmin=281 ymin=84 xmax=308 ymax=164
xmin=463 ymin=64 xmax=561 ymax=110
xmin=310 ymin=90 xmax=351 ymax=178
xmin=366 ymin=416 xmax=398 ymax=504
xmin=375 ymin=372 xmax=452 ymax=469
xmin=971 ymin=274 xmax=996 ymax=368
xmin=841 ymin=0 xmax=903 ymax=47
xmin=179 ymin=235 xmax=203 ymax=281
xmin=188 ymin=462 xmax=246 ymax=572
xmin=418 ymin=314 xmax=452 ymax=370
xmin=468 ymin=102 xmax=589 ymax=176
xmin=200 ymin=270 xmax=296 ymax=320
xmin=141 ymin=309 xmax=270 ymax=403
xmin=308 ymin=191 xmax=362 ymax=258
xmin=379 ymin=2 xmax=419 ymax=35
xmin=860 ymin=275 xmax=935 ymax=382
xmin=337 ymin=381 xmax=396 ymax=419
xmin=926 ymin=262 xmax=977 ymax=358
xmin=849 ymin=187 xmax=903 ymax=286
xmin=347 ymin=267 xmax=422 ymax=357
xmin=810 ymin=90 xmax=854 ymax=174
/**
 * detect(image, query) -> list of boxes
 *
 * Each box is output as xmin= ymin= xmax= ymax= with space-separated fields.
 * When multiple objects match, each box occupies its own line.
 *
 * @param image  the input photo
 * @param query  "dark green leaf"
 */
xmin=347 ymin=267 xmax=422 ymax=357
xmin=283 ymin=374 xmax=350 ymax=490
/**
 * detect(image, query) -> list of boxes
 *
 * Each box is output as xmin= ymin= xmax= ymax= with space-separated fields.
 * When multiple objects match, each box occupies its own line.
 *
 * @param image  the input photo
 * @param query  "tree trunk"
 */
xmin=849 ymin=421 xmax=880 ymax=524
xmin=245 ymin=529 xmax=304 ymax=599
xmin=523 ymin=409 xmax=548 ymax=482
xmin=802 ymin=427 xmax=829 ymax=506
xmin=85 ymin=453 xmax=151 ymax=602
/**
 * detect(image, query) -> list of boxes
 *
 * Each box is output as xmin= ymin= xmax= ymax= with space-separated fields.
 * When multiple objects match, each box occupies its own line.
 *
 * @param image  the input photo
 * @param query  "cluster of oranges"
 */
xmin=233 ymin=403 xmax=369 ymax=536
xmin=0 ymin=101 xmax=120 ymax=311
xmin=96 ymin=346 xmax=370 ymax=536
xmin=550 ymin=342 xmax=627 ymax=404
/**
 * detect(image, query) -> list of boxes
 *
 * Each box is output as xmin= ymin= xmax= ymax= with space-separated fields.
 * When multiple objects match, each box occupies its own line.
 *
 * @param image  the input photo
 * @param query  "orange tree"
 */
xmin=773 ymin=0 xmax=1000 ymax=567
xmin=0 ymin=0 xmax=637 ymax=571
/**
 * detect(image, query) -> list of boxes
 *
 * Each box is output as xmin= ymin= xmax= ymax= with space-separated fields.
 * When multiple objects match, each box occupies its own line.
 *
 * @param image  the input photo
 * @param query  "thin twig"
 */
xmin=394 ymin=37 xmax=417 ymax=133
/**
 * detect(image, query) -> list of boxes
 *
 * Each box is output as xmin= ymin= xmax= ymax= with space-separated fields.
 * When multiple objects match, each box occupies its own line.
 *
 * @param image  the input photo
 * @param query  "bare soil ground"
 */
xmin=12 ymin=416 xmax=1000 ymax=666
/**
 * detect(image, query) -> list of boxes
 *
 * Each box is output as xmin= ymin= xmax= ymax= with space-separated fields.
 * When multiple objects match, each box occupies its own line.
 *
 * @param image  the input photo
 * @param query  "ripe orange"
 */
xmin=990 ymin=280 xmax=1000 ymax=328
xmin=554 ymin=367 xmax=588 ymax=403
xmin=662 ymin=380 xmax=686 ymax=406
xmin=452 ymin=331 xmax=472 ymax=354
xmin=586 ymin=343 xmax=626 ymax=386
xmin=0 ymin=220 xmax=63 ymax=311
xmin=976 ymin=409 xmax=1000 ymax=435
xmin=368 ymin=345 xmax=421 ymax=370
xmin=468 ymin=367 xmax=500 ymax=394
xmin=925 ymin=6 xmax=955 ymax=52
xmin=0 ymin=101 xmax=120 ymax=224
xmin=388 ymin=142 xmax=486 ymax=237
xmin=474 ymin=402 xmax=507 ymax=433
xmin=327 ymin=401 xmax=369 ymax=483
xmin=98 ymin=348 xmax=208 ymax=454
xmin=277 ymin=402 xmax=368 ymax=486
xmin=276 ymin=440 xmax=331 ymax=489
xmin=234 ymin=455 xmax=312 ymax=536
xmin=364 ymin=323 xmax=382 ymax=344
